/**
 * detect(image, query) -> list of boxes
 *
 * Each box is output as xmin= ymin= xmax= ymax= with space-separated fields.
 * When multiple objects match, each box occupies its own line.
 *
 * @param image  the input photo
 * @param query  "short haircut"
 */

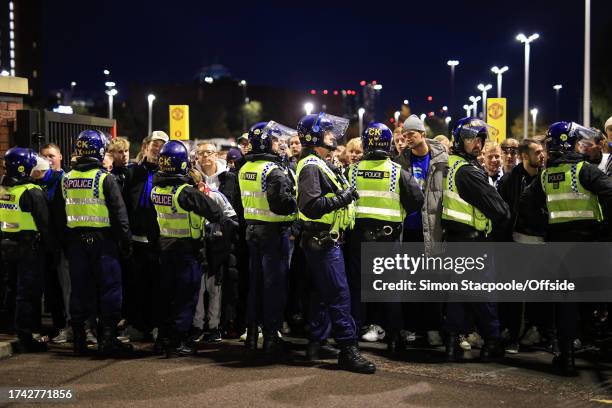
xmin=345 ymin=137 xmax=362 ymax=151
xmin=433 ymin=135 xmax=449 ymax=144
xmin=196 ymin=142 xmax=217 ymax=152
xmin=483 ymin=140 xmax=500 ymax=154
xmin=518 ymin=138 xmax=541 ymax=155
xmin=501 ymin=138 xmax=519 ymax=148
xmin=107 ymin=137 xmax=130 ymax=153
xmin=40 ymin=143 xmax=61 ymax=153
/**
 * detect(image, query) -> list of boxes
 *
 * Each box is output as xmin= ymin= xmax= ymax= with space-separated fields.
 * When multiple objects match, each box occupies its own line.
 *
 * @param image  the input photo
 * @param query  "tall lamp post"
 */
xmin=304 ymin=102 xmax=314 ymax=115
xmin=490 ymin=66 xmax=508 ymax=98
xmin=463 ymin=104 xmax=471 ymax=117
xmin=583 ymin=0 xmax=591 ymax=127
xmin=358 ymin=108 xmax=365 ymax=135
xmin=553 ymin=84 xmax=563 ymax=121
xmin=394 ymin=110 xmax=400 ymax=127
xmin=447 ymin=60 xmax=459 ymax=116
xmin=530 ymin=108 xmax=538 ymax=136
xmin=517 ymin=33 xmax=539 ymax=138
xmin=469 ymin=95 xmax=481 ymax=117
xmin=239 ymin=80 xmax=248 ymax=132
xmin=477 ymin=83 xmax=492 ymax=119
xmin=106 ymin=88 xmax=117 ymax=120
xmin=147 ymin=94 xmax=156 ymax=136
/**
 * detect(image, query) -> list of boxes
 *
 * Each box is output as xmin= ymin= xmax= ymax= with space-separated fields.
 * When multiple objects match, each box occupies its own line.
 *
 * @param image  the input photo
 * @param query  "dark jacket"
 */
xmin=354 ymin=151 xmax=424 ymax=230
xmin=123 ymin=160 xmax=159 ymax=241
xmin=152 ymin=173 xmax=224 ymax=252
xmin=240 ymin=153 xmax=297 ymax=225
xmin=442 ymin=153 xmax=511 ymax=240
xmin=111 ymin=163 xmax=132 ymax=190
xmin=52 ymin=158 xmax=131 ymax=246
xmin=1 ymin=176 xmax=50 ymax=247
xmin=497 ymin=163 xmax=539 ymax=241
xmin=519 ymin=152 xmax=612 ymax=241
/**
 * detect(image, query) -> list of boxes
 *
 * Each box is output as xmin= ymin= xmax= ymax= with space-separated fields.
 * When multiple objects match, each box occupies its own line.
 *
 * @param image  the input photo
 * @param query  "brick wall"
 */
xmin=0 ymin=95 xmax=24 ymax=156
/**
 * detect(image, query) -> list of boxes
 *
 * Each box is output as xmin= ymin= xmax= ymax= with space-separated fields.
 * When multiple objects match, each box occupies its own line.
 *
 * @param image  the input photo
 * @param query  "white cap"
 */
xmin=605 ymin=116 xmax=612 ymax=131
xmin=32 ymin=156 xmax=50 ymax=172
xmin=151 ymin=130 xmax=169 ymax=143
xmin=403 ymin=114 xmax=426 ymax=132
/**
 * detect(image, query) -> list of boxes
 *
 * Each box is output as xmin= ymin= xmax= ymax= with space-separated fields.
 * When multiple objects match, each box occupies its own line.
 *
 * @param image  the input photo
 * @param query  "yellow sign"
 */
xmin=169 ymin=105 xmax=189 ymax=140
xmin=486 ymin=98 xmax=507 ymax=143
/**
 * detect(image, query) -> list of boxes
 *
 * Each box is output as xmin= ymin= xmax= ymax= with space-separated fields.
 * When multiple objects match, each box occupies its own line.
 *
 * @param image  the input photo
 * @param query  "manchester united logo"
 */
xmin=171 ymin=108 xmax=184 ymax=121
xmin=488 ymin=103 xmax=504 ymax=120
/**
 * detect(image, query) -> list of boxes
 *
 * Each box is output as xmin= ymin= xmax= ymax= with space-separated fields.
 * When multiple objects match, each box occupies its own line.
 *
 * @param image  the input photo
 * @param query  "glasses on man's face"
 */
xmin=502 ymin=147 xmax=518 ymax=155
xmin=198 ymin=150 xmax=216 ymax=157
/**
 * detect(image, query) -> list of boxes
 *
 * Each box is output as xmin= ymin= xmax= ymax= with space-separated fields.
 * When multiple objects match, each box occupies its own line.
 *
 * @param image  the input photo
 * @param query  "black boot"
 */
xmin=338 ymin=345 xmax=376 ymax=374
xmin=480 ymin=338 xmax=505 ymax=362
xmin=72 ymin=324 xmax=88 ymax=356
xmin=98 ymin=326 xmax=134 ymax=357
xmin=262 ymin=330 xmax=288 ymax=355
xmin=445 ymin=333 xmax=463 ymax=362
xmin=307 ymin=340 xmax=340 ymax=361
xmin=386 ymin=330 xmax=405 ymax=355
xmin=176 ymin=336 xmax=197 ymax=356
xmin=245 ymin=324 xmax=258 ymax=351
xmin=552 ymin=338 xmax=577 ymax=377
xmin=17 ymin=333 xmax=47 ymax=353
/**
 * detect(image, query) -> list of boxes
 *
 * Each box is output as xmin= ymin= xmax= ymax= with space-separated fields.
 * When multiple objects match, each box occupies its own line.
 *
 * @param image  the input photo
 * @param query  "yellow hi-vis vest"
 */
xmin=348 ymin=159 xmax=405 ymax=223
xmin=62 ymin=168 xmax=111 ymax=228
xmin=296 ymin=154 xmax=355 ymax=232
xmin=540 ymin=161 xmax=603 ymax=224
xmin=442 ymin=155 xmax=492 ymax=234
xmin=151 ymin=184 xmax=203 ymax=239
xmin=0 ymin=183 xmax=41 ymax=232
xmin=238 ymin=160 xmax=297 ymax=223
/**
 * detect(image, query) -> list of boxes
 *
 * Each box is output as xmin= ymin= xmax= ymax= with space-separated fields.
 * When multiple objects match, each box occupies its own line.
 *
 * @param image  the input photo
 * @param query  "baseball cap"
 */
xmin=151 ymin=130 xmax=169 ymax=143
xmin=403 ymin=114 xmax=426 ymax=132
xmin=605 ymin=116 xmax=612 ymax=131
xmin=226 ymin=147 xmax=243 ymax=162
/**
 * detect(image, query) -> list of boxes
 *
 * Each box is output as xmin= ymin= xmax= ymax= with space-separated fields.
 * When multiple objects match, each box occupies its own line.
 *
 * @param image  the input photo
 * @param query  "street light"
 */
xmin=463 ymin=104 xmax=471 ymax=117
xmin=147 ymin=94 xmax=156 ymax=136
xmin=106 ymin=88 xmax=118 ymax=119
xmin=304 ymin=102 xmax=314 ymax=115
xmin=477 ymin=83 xmax=492 ymax=119
xmin=104 ymin=81 xmax=115 ymax=88
xmin=447 ymin=60 xmax=459 ymax=116
xmin=553 ymin=84 xmax=563 ymax=121
xmin=491 ymin=66 xmax=509 ymax=98
xmin=517 ymin=32 xmax=540 ymax=138
xmin=204 ymin=76 xmax=214 ymax=84
xmin=584 ymin=0 xmax=591 ymax=127
xmin=358 ymin=107 xmax=365 ymax=135
xmin=469 ymin=95 xmax=481 ymax=117
xmin=403 ymin=99 xmax=409 ymax=105
xmin=394 ymin=110 xmax=400 ymax=126
xmin=530 ymin=108 xmax=538 ymax=136
xmin=239 ymin=80 xmax=248 ymax=132
xmin=103 ymin=69 xmax=110 ymax=76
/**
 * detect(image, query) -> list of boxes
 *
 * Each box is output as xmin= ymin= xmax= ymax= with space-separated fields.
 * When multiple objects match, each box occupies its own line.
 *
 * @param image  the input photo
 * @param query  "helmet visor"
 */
xmin=316 ymin=113 xmax=350 ymax=142
xmin=570 ymin=122 xmax=603 ymax=143
xmin=262 ymin=121 xmax=297 ymax=153
xmin=458 ymin=118 xmax=492 ymax=141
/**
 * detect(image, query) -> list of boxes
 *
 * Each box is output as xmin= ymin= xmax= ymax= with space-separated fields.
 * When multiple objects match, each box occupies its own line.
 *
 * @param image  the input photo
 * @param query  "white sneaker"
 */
xmin=85 ymin=328 xmax=98 ymax=344
xmin=467 ymin=332 xmax=484 ymax=348
xmin=361 ymin=325 xmax=385 ymax=342
xmin=427 ymin=330 xmax=443 ymax=346
xmin=52 ymin=327 xmax=73 ymax=344
xmin=239 ymin=327 xmax=263 ymax=342
xmin=520 ymin=326 xmax=541 ymax=346
xmin=459 ymin=335 xmax=472 ymax=350
xmin=399 ymin=330 xmax=416 ymax=342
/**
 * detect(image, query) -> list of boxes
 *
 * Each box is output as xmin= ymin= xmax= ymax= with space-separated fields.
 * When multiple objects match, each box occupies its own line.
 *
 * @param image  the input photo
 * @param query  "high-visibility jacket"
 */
xmin=238 ymin=160 xmax=296 ymax=223
xmin=151 ymin=184 xmax=203 ymax=239
xmin=348 ymin=159 xmax=404 ymax=223
xmin=62 ymin=169 xmax=110 ymax=228
xmin=441 ymin=155 xmax=492 ymax=234
xmin=540 ymin=161 xmax=602 ymax=224
xmin=0 ymin=183 xmax=40 ymax=232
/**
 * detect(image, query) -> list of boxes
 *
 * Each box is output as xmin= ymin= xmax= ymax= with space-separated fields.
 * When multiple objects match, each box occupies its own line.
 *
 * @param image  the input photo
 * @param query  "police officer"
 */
xmin=347 ymin=123 xmax=424 ymax=353
xmin=442 ymin=117 xmax=510 ymax=362
xmin=0 ymin=148 xmax=49 ymax=351
xmin=238 ymin=121 xmax=297 ymax=354
xmin=296 ymin=112 xmax=376 ymax=374
xmin=59 ymin=130 xmax=133 ymax=356
xmin=151 ymin=141 xmax=223 ymax=357
xmin=520 ymin=121 xmax=612 ymax=375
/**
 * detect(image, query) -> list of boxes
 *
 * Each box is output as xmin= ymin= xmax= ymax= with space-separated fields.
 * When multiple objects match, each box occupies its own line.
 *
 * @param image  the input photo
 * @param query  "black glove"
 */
xmin=119 ymin=240 xmax=133 ymax=259
xmin=330 ymin=187 xmax=358 ymax=210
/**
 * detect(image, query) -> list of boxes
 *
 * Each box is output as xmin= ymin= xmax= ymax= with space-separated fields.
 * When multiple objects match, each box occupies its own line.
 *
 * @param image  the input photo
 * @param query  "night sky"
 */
xmin=42 ymin=1 xmax=612 ymax=126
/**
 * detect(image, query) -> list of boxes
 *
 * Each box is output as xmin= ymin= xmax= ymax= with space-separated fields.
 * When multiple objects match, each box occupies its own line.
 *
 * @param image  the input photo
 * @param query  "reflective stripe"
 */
xmin=158 ymin=212 xmax=188 ymax=220
xmin=132 ymin=235 xmax=149 ymax=243
xmin=547 ymin=192 xmax=589 ymax=202
xmin=512 ymin=232 xmax=545 ymax=244
xmin=65 ymin=198 xmax=106 ymax=205
xmin=357 ymin=190 xmax=400 ymax=200
xmin=444 ymin=190 xmax=468 ymax=204
xmin=241 ymin=191 xmax=266 ymax=198
xmin=160 ymin=227 xmax=190 ymax=236
xmin=244 ymin=207 xmax=289 ymax=219
xmin=355 ymin=206 xmax=401 ymax=217
xmin=549 ymin=210 xmax=595 ymax=219
xmin=442 ymin=207 xmax=473 ymax=223
xmin=66 ymin=215 xmax=110 ymax=224
xmin=1 ymin=222 xmax=19 ymax=229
